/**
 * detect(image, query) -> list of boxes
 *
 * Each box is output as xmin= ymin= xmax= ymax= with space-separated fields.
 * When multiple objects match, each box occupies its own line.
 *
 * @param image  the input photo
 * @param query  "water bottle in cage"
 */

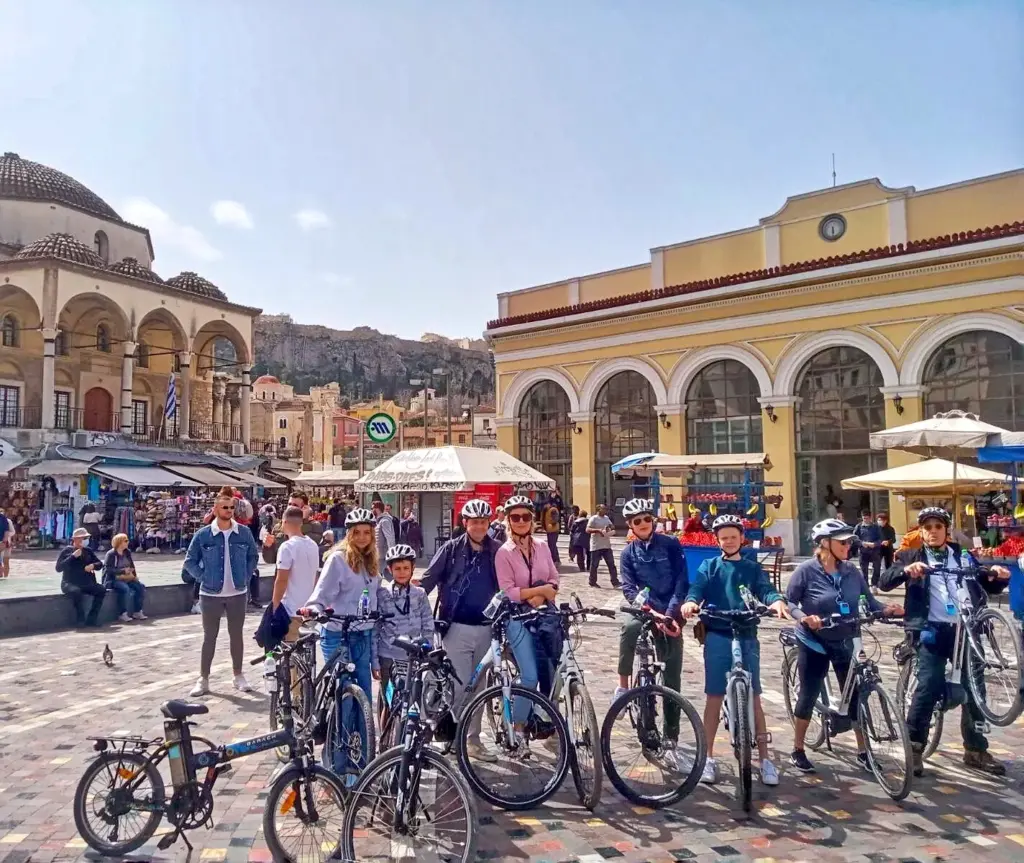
xmin=358 ymin=587 xmax=370 ymax=617
xmin=483 ymin=590 xmax=506 ymax=620
xmin=738 ymin=584 xmax=756 ymax=609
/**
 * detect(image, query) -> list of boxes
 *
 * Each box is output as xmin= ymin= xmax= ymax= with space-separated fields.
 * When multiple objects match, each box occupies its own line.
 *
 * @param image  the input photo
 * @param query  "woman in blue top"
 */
xmin=785 ymin=518 xmax=902 ymax=773
xmin=681 ymin=514 xmax=789 ymax=787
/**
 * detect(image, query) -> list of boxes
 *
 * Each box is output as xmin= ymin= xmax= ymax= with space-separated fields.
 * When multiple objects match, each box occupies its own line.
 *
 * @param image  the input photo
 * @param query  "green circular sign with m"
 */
xmin=366 ymin=412 xmax=397 ymax=444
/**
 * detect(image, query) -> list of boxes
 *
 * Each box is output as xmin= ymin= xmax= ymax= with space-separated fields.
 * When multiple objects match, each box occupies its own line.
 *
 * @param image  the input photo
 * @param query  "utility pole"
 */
xmin=434 ymin=367 xmax=451 ymax=445
xmin=463 ymin=403 xmax=474 ymax=446
xmin=410 ymin=378 xmax=430 ymax=447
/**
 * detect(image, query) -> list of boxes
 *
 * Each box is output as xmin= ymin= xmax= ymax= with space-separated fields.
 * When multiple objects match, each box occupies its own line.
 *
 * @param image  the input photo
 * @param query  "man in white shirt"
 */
xmin=373 ymin=500 xmax=395 ymax=566
xmin=272 ymin=506 xmax=321 ymax=640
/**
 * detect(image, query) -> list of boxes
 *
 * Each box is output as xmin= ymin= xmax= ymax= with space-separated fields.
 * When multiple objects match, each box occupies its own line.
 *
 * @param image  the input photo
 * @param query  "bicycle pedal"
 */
xmin=974 ymin=722 xmax=991 ymax=735
xmin=157 ymin=833 xmax=177 ymax=851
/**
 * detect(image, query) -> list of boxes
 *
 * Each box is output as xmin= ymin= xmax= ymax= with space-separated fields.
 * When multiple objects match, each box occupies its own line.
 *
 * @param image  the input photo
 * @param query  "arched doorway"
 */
xmin=83 ymin=387 xmax=114 ymax=432
xmin=594 ymin=371 xmax=658 ymax=524
xmin=518 ymin=381 xmax=572 ymax=502
xmin=795 ymin=347 xmax=886 ymax=553
xmin=923 ymin=331 xmax=1024 ymax=430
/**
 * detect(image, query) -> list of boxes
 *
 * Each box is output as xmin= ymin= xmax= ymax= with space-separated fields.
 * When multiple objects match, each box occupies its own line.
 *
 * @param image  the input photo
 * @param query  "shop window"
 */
xmin=96 ymin=323 xmax=111 ymax=353
xmin=135 ymin=341 xmax=150 ymax=368
xmin=94 ymin=230 xmax=110 ymax=263
xmin=54 ymin=391 xmax=71 ymax=430
xmin=924 ymin=330 xmax=1024 ymax=431
xmin=518 ymin=380 xmax=572 ymax=503
xmin=131 ymin=399 xmax=148 ymax=435
xmin=0 ymin=385 xmax=20 ymax=427
xmin=594 ymin=371 xmax=657 ymax=514
xmin=1 ymin=315 xmax=18 ymax=348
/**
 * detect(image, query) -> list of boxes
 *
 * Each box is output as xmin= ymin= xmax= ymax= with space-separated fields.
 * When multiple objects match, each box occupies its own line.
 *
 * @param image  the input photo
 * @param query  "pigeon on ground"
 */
xmin=102 ymin=644 xmax=114 ymax=667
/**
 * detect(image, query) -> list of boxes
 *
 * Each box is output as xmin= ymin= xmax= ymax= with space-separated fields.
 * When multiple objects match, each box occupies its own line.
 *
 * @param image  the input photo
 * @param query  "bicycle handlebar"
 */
xmin=699 ymin=605 xmax=775 ymax=624
xmin=300 ymin=607 xmax=394 ymax=625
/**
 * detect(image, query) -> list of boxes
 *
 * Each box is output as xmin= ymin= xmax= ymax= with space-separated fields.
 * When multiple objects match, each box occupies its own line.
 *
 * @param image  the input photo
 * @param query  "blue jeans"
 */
xmin=320 ymin=629 xmax=373 ymax=778
xmin=507 ymin=619 xmax=540 ymax=724
xmin=110 ymin=580 xmax=145 ymax=615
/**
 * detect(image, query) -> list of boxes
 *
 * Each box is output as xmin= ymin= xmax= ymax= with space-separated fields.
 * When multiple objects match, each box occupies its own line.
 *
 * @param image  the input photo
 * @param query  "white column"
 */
xmin=179 ymin=352 xmax=192 ymax=438
xmin=240 ymin=366 xmax=252 ymax=451
xmin=121 ymin=341 xmax=136 ymax=435
xmin=41 ymin=327 xmax=57 ymax=429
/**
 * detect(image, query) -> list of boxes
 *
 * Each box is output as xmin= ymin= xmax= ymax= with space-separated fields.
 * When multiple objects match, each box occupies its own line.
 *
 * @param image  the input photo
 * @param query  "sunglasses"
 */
xmin=508 ymin=513 xmax=533 ymax=523
xmin=630 ymin=516 xmax=653 ymax=526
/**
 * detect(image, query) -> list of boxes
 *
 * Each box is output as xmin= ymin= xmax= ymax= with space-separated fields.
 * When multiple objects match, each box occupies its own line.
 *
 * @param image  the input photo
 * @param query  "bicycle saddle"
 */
xmin=160 ymin=700 xmax=210 ymax=720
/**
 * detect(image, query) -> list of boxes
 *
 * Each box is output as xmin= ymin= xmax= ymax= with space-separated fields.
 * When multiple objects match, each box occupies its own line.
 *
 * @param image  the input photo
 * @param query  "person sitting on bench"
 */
xmin=57 ymin=527 xmax=106 ymax=627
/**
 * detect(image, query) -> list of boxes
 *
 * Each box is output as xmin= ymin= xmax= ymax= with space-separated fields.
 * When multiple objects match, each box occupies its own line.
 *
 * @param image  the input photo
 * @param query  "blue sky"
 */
xmin=2 ymin=2 xmax=1021 ymax=340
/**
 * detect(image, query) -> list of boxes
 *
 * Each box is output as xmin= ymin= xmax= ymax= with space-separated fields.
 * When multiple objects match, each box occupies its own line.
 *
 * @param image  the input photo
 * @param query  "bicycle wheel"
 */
xmin=729 ymin=678 xmax=752 ymax=813
xmin=781 ymin=648 xmax=825 ymax=750
xmin=858 ymin=682 xmax=912 ymax=802
xmin=73 ymin=751 xmax=165 ymax=856
xmin=343 ymin=746 xmax=477 ymax=863
xmin=600 ymin=683 xmax=705 ymax=808
xmin=263 ymin=763 xmax=347 ymax=863
xmin=456 ymin=683 xmax=570 ymax=810
xmin=896 ymin=659 xmax=943 ymax=759
xmin=323 ymin=683 xmax=377 ymax=784
xmin=967 ymin=607 xmax=1024 ymax=727
xmin=566 ymin=680 xmax=602 ymax=810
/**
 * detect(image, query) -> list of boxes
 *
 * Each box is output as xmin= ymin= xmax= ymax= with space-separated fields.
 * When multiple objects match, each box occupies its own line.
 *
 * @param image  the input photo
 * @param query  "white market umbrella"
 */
xmin=869 ymin=410 xmax=1009 ymax=527
xmin=841 ymin=458 xmax=1017 ymax=494
xmin=354 ymin=446 xmax=556 ymax=493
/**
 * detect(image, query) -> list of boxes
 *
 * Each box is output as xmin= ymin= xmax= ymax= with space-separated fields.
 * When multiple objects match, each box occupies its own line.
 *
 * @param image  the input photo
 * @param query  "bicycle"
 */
xmin=548 ymin=594 xmax=616 ymax=810
xmin=73 ymin=634 xmax=347 ymax=861
xmin=894 ymin=563 xmax=1023 ymax=756
xmin=343 ymin=635 xmax=478 ymax=863
xmin=600 ymin=603 xmax=706 ymax=808
xmin=262 ymin=630 xmax=317 ymax=762
xmin=699 ymin=604 xmax=774 ymax=813
xmin=780 ymin=609 xmax=913 ymax=801
xmin=455 ymin=596 xmax=571 ymax=811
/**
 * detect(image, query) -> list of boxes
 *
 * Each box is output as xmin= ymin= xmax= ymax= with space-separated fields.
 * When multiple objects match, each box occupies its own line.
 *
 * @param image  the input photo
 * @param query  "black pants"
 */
xmin=248 ymin=570 xmax=261 ymax=602
xmin=62 ymin=580 xmax=106 ymax=626
xmin=589 ymin=548 xmax=618 ymax=584
xmin=794 ymin=640 xmax=858 ymax=721
xmin=570 ymin=546 xmax=589 ymax=572
xmin=860 ymin=550 xmax=882 ymax=586
xmin=546 ymin=532 xmax=561 ymax=564
xmin=881 ymin=546 xmax=894 ymax=571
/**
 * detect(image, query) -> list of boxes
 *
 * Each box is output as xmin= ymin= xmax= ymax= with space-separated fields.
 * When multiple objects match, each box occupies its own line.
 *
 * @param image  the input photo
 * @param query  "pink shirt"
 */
xmin=495 ymin=537 xmax=560 ymax=602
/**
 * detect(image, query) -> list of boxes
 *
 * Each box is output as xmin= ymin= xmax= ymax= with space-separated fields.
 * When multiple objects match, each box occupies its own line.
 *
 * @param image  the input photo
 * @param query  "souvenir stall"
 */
xmin=0 ymin=476 xmax=43 ymax=549
xmin=355 ymin=447 xmax=554 ymax=555
xmin=292 ymin=468 xmax=359 ymax=513
xmin=26 ymin=460 xmax=91 ymax=548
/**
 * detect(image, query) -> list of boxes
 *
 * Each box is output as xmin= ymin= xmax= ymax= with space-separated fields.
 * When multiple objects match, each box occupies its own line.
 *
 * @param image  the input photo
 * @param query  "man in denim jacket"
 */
xmin=184 ymin=487 xmax=260 ymax=696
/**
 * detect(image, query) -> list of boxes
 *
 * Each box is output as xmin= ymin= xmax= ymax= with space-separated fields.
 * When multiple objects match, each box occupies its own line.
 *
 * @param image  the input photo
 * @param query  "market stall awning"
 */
xmin=354 ymin=446 xmax=555 ymax=492
xmin=869 ymin=411 xmax=1008 ymax=456
xmin=223 ymin=470 xmax=287 ymax=490
xmin=613 ymin=452 xmax=771 ymax=475
xmin=841 ymin=458 xmax=1016 ymax=493
xmin=163 ymin=464 xmax=243 ymax=487
xmin=293 ymin=468 xmax=361 ymax=487
xmin=27 ymin=459 xmax=92 ymax=477
xmin=91 ymin=465 xmax=202 ymax=488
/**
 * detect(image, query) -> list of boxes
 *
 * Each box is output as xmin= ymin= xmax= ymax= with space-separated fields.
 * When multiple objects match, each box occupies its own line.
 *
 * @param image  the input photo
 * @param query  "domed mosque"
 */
xmin=0 ymin=152 xmax=261 ymax=452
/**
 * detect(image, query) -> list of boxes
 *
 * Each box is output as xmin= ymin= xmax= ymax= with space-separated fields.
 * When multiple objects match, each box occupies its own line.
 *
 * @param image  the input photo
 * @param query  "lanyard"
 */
xmin=518 ymin=543 xmax=535 ymax=587
xmin=929 ymin=546 xmax=958 ymax=612
xmin=392 ymin=583 xmax=410 ymax=615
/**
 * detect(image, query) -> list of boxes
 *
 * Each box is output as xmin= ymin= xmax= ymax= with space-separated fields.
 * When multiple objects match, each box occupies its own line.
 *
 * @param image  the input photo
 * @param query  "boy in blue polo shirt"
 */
xmin=681 ymin=514 xmax=789 ymax=787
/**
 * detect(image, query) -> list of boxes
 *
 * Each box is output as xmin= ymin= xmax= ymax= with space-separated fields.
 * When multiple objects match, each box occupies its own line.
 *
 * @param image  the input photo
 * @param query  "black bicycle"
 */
xmin=73 ymin=634 xmax=347 ymax=861
xmin=343 ymin=635 xmax=478 ymax=863
xmin=600 ymin=603 xmax=706 ymax=808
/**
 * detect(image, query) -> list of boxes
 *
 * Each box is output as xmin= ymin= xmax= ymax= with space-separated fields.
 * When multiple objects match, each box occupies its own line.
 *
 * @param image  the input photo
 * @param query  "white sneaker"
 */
xmin=613 ymin=686 xmax=629 ymax=702
xmin=465 ymin=742 xmax=498 ymax=763
xmin=117 ymin=612 xmax=131 ymax=623
xmin=701 ymin=757 xmax=719 ymax=784
xmin=760 ymin=758 xmax=780 ymax=786
xmin=191 ymin=601 xmax=201 ymax=614
xmin=132 ymin=611 xmax=147 ymax=620
xmin=233 ymin=674 xmax=252 ymax=693
xmin=189 ymin=677 xmax=210 ymax=697
xmin=660 ymin=740 xmax=680 ymax=772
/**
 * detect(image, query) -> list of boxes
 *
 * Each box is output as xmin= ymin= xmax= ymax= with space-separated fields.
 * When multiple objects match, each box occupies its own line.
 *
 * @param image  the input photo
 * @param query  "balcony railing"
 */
xmin=0 ymin=406 xmax=42 ymax=429
xmin=189 ymin=420 xmax=245 ymax=443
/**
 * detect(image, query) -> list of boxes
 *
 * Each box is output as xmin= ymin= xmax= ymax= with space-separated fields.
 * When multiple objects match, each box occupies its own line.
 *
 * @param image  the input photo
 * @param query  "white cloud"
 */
xmin=122 ymin=197 xmax=222 ymax=263
xmin=293 ymin=208 xmax=332 ymax=231
xmin=210 ymin=200 xmax=254 ymax=229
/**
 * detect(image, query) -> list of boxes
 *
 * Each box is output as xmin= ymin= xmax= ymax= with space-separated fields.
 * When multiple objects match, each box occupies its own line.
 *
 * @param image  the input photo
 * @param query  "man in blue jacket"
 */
xmin=183 ymin=487 xmax=259 ymax=697
xmin=615 ymin=498 xmax=688 ymax=749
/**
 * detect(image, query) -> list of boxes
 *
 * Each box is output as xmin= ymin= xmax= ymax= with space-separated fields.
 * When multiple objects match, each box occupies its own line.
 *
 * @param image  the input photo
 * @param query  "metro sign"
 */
xmin=365 ymin=412 xmax=397 ymax=444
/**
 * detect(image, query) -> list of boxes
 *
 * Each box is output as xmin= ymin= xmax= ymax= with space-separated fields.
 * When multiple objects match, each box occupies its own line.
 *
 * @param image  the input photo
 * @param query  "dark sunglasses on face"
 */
xmin=508 ymin=513 xmax=532 ymax=524
xmin=630 ymin=516 xmax=653 ymax=526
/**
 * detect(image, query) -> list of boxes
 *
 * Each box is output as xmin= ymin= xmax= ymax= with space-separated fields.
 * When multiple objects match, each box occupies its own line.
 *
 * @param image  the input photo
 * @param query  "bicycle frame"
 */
xmin=724 ymin=636 xmax=757 ymax=751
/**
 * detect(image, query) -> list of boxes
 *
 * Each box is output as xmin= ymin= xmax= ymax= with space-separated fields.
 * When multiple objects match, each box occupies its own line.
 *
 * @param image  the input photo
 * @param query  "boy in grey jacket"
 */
xmin=375 ymin=543 xmax=434 ymax=701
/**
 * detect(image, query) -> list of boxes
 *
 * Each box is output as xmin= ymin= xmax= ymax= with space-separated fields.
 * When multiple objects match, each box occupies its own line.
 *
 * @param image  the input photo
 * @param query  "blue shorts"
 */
xmin=703 ymin=630 xmax=762 ymax=696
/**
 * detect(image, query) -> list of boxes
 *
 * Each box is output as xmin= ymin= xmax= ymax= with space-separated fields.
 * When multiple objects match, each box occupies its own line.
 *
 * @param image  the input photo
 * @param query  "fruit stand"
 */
xmin=977 ymin=441 xmax=1024 ymax=619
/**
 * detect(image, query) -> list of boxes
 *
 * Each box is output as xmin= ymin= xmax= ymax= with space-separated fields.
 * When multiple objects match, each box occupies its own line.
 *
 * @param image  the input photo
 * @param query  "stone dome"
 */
xmin=254 ymin=375 xmax=280 ymax=384
xmin=14 ymin=232 xmax=106 ymax=268
xmin=108 ymin=256 xmax=164 ymax=284
xmin=0 ymin=152 xmax=121 ymax=221
xmin=165 ymin=271 xmax=227 ymax=301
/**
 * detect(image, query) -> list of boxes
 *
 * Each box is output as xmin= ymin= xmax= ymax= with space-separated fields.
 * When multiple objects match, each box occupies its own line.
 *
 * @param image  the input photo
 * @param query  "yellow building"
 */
xmin=486 ymin=169 xmax=1024 ymax=552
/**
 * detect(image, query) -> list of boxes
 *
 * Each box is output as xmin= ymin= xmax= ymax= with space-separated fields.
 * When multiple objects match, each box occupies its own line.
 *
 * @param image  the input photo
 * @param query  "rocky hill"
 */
xmin=252 ymin=315 xmax=494 ymax=402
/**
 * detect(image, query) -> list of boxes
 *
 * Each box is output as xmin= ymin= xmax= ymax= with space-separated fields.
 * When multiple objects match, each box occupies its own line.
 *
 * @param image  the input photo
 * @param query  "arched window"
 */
xmin=135 ymin=341 xmax=150 ymax=369
xmin=518 ymin=381 xmax=572 ymax=502
xmin=686 ymin=360 xmax=763 ymax=454
xmin=594 ymin=371 xmax=658 ymax=520
xmin=924 ymin=331 xmax=1024 ymax=430
xmin=95 ymin=323 xmax=111 ymax=353
xmin=1 ymin=315 xmax=18 ymax=348
xmin=55 ymin=329 xmax=69 ymax=356
xmin=279 ymin=436 xmax=287 ymax=450
xmin=94 ymin=230 xmax=109 ymax=263
xmin=795 ymin=347 xmax=886 ymax=552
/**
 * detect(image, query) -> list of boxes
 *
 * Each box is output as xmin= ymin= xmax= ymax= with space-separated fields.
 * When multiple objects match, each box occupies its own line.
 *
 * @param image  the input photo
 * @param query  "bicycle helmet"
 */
xmin=917 ymin=506 xmax=951 ymax=527
xmin=622 ymin=498 xmax=655 ymax=519
xmin=810 ymin=518 xmax=856 ymax=543
xmin=385 ymin=543 xmax=417 ymax=564
xmin=712 ymin=514 xmax=744 ymax=533
xmin=503 ymin=495 xmax=534 ymax=513
xmin=460 ymin=498 xmax=492 ymax=520
xmin=344 ymin=507 xmax=375 ymax=527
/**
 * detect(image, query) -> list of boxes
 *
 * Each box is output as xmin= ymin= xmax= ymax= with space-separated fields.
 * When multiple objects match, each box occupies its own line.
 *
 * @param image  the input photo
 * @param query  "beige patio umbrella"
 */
xmin=869 ymin=410 xmax=1009 ymax=528
xmin=841 ymin=458 xmax=1016 ymax=493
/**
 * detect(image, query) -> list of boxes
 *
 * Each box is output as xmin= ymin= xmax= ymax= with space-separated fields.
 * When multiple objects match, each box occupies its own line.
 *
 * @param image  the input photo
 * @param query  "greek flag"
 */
xmin=163 ymin=374 xmax=177 ymax=421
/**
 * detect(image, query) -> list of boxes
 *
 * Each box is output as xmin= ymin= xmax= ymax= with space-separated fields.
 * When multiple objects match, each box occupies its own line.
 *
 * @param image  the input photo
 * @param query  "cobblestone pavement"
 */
xmin=1 ymin=570 xmax=1023 ymax=863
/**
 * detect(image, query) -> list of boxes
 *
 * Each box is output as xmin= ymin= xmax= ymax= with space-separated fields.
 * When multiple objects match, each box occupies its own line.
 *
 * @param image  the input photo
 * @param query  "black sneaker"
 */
xmin=911 ymin=743 xmax=924 ymax=777
xmin=856 ymin=751 xmax=871 ymax=772
xmin=790 ymin=749 xmax=815 ymax=773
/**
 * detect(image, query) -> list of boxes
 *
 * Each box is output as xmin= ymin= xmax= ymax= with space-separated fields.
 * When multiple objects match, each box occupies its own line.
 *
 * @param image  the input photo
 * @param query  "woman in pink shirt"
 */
xmin=495 ymin=496 xmax=563 ymax=738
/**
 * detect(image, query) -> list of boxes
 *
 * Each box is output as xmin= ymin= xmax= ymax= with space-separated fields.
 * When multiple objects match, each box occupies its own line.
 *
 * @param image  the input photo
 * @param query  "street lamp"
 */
xmin=462 ymin=404 xmax=475 ymax=446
